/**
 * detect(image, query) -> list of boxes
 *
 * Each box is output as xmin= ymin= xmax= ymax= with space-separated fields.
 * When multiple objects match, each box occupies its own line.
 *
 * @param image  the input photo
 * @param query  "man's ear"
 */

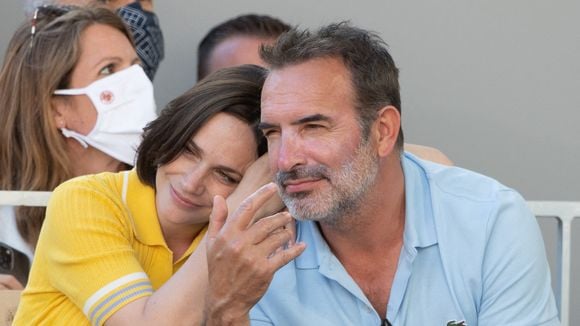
xmin=50 ymin=96 xmax=67 ymax=129
xmin=372 ymin=105 xmax=401 ymax=157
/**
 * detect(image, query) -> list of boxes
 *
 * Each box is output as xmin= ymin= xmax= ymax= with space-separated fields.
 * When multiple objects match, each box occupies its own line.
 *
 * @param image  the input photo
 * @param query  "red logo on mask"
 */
xmin=100 ymin=91 xmax=114 ymax=104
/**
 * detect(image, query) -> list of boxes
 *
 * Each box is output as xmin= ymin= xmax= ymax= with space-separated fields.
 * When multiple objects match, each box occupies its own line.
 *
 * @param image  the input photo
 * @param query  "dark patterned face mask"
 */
xmin=117 ymin=2 xmax=165 ymax=80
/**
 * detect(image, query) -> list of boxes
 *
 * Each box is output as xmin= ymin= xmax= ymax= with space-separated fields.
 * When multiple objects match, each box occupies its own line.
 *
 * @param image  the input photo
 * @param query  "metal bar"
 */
xmin=528 ymin=201 xmax=580 ymax=326
xmin=0 ymin=191 xmax=52 ymax=206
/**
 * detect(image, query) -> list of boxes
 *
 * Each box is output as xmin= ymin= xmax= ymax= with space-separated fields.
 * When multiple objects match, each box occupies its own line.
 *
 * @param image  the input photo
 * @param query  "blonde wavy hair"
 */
xmin=0 ymin=6 xmax=132 ymax=247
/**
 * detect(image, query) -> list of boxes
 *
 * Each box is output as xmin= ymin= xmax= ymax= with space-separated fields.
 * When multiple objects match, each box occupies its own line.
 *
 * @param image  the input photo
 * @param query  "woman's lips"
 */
xmin=170 ymin=186 xmax=203 ymax=209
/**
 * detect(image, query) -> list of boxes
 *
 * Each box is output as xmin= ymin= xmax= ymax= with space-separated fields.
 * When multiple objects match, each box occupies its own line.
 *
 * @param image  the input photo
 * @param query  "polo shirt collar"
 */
xmin=125 ymin=169 xmax=167 ymax=247
xmin=401 ymin=152 xmax=438 ymax=251
xmin=295 ymin=220 xmax=371 ymax=305
xmin=295 ymin=220 xmax=326 ymax=269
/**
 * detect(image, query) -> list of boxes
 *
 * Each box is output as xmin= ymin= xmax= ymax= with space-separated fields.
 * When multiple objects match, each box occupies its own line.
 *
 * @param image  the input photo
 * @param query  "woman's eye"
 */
xmin=99 ymin=64 xmax=114 ymax=76
xmin=216 ymin=171 xmax=239 ymax=185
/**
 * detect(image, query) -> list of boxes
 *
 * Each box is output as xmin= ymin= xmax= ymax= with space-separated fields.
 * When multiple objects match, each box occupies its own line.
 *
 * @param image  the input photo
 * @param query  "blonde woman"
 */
xmin=0 ymin=6 xmax=156 ymax=289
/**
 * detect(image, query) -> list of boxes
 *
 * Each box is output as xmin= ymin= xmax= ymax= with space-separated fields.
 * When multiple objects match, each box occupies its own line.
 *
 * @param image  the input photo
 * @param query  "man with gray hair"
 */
xmin=205 ymin=22 xmax=558 ymax=325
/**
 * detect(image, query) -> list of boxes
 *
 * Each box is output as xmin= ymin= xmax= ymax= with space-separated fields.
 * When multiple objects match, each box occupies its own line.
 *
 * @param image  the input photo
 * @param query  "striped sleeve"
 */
xmin=41 ymin=176 xmax=154 ymax=325
xmin=83 ymin=272 xmax=153 ymax=326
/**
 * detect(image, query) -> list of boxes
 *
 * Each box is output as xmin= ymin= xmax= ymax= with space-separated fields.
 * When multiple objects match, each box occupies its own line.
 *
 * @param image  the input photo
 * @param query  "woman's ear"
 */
xmin=50 ymin=96 xmax=67 ymax=129
xmin=373 ymin=105 xmax=401 ymax=157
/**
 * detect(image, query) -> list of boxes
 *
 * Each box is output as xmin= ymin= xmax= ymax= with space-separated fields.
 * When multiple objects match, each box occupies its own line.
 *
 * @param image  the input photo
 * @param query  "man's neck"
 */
xmin=317 ymin=154 xmax=406 ymax=318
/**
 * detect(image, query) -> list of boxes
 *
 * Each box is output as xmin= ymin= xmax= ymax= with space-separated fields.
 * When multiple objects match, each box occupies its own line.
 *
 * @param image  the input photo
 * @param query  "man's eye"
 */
xmin=262 ymin=129 xmax=279 ymax=138
xmin=305 ymin=123 xmax=322 ymax=130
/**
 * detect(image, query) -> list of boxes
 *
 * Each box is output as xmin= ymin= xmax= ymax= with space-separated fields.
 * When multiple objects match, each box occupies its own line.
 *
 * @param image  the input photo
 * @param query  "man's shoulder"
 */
xmin=407 ymin=153 xmax=518 ymax=204
xmin=406 ymin=153 xmax=533 ymax=251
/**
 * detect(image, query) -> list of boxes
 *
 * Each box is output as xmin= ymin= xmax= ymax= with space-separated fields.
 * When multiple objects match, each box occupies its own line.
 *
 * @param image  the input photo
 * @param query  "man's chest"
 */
xmin=390 ymin=245 xmax=478 ymax=325
xmin=253 ymin=245 xmax=480 ymax=325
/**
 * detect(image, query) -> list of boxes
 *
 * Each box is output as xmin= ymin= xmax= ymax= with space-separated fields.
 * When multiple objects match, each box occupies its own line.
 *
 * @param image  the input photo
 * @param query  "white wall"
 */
xmin=2 ymin=0 xmax=579 ymax=322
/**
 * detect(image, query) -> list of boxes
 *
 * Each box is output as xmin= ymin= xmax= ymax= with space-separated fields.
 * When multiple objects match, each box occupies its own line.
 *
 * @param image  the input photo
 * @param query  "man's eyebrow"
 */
xmin=294 ymin=114 xmax=331 ymax=125
xmin=258 ymin=114 xmax=331 ymax=130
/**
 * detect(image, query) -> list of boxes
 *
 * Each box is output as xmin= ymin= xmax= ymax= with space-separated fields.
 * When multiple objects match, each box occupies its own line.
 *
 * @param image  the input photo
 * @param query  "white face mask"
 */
xmin=54 ymin=65 xmax=157 ymax=166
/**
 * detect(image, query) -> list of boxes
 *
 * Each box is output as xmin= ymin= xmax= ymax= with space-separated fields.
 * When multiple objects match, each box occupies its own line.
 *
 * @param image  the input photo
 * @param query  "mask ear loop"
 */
xmin=54 ymin=87 xmax=88 ymax=95
xmin=60 ymin=128 xmax=89 ymax=148
xmin=54 ymin=87 xmax=92 ymax=148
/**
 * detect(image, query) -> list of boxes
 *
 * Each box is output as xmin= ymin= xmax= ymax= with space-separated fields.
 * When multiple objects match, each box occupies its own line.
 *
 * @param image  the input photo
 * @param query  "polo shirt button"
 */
xmin=366 ymin=306 xmax=373 ymax=313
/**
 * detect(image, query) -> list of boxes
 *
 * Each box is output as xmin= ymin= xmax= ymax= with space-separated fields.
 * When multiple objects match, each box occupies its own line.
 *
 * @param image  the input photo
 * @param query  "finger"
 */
xmin=247 ymin=212 xmax=293 ymax=244
xmin=286 ymin=220 xmax=297 ymax=246
xmin=208 ymin=195 xmax=228 ymax=240
xmin=255 ymin=227 xmax=295 ymax=258
xmin=225 ymin=182 xmax=279 ymax=231
xmin=267 ymin=242 xmax=306 ymax=271
xmin=249 ymin=191 xmax=284 ymax=225
xmin=0 ymin=274 xmax=24 ymax=290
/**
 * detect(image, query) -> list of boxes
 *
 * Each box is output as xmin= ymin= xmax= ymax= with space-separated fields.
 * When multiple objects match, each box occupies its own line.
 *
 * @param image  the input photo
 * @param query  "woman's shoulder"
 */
xmin=48 ymin=171 xmax=132 ymax=224
xmin=43 ymin=171 xmax=137 ymax=244
xmin=53 ymin=171 xmax=127 ymax=198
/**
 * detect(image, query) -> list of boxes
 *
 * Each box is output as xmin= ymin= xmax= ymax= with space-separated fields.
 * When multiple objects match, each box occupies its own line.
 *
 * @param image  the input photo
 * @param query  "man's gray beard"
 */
xmin=278 ymin=139 xmax=379 ymax=227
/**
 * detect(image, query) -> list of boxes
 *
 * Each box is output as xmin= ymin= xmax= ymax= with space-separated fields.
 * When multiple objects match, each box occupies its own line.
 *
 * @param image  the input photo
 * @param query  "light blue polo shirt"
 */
xmin=250 ymin=152 xmax=559 ymax=325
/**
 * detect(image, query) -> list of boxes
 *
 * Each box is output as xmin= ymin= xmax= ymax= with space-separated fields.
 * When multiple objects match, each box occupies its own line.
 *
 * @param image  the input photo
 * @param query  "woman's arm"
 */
xmin=404 ymin=143 xmax=453 ymax=165
xmin=107 ymin=155 xmax=285 ymax=325
xmin=225 ymin=154 xmax=284 ymax=223
xmin=0 ymin=274 xmax=23 ymax=290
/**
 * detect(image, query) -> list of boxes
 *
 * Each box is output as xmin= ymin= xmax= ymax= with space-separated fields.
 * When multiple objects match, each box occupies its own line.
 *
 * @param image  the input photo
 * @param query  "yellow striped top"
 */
xmin=13 ymin=169 xmax=207 ymax=325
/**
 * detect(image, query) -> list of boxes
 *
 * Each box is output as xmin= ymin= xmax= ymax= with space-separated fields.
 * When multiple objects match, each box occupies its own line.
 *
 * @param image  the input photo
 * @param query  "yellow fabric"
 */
xmin=13 ymin=170 xmax=207 ymax=325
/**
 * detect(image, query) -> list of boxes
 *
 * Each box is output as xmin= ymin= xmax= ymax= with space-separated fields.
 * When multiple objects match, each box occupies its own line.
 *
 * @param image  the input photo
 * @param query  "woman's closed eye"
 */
xmin=215 ymin=170 xmax=240 ymax=185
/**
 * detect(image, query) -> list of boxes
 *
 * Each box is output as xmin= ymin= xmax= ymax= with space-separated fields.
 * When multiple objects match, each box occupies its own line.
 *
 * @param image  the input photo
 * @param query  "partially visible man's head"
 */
xmin=197 ymin=14 xmax=290 ymax=80
xmin=261 ymin=21 xmax=403 ymax=148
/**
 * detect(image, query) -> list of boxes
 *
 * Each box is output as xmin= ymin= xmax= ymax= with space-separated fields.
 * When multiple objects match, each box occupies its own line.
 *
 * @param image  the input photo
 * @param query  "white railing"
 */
xmin=527 ymin=201 xmax=580 ymax=326
xmin=0 ymin=190 xmax=52 ymax=207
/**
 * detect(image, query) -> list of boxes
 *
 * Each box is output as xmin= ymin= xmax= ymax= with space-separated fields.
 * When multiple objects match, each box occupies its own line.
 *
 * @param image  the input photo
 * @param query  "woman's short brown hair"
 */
xmin=136 ymin=64 xmax=268 ymax=187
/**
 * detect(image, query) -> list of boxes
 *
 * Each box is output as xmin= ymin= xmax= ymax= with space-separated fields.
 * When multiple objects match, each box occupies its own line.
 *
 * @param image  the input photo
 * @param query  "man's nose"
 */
xmin=275 ymin=133 xmax=306 ymax=172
